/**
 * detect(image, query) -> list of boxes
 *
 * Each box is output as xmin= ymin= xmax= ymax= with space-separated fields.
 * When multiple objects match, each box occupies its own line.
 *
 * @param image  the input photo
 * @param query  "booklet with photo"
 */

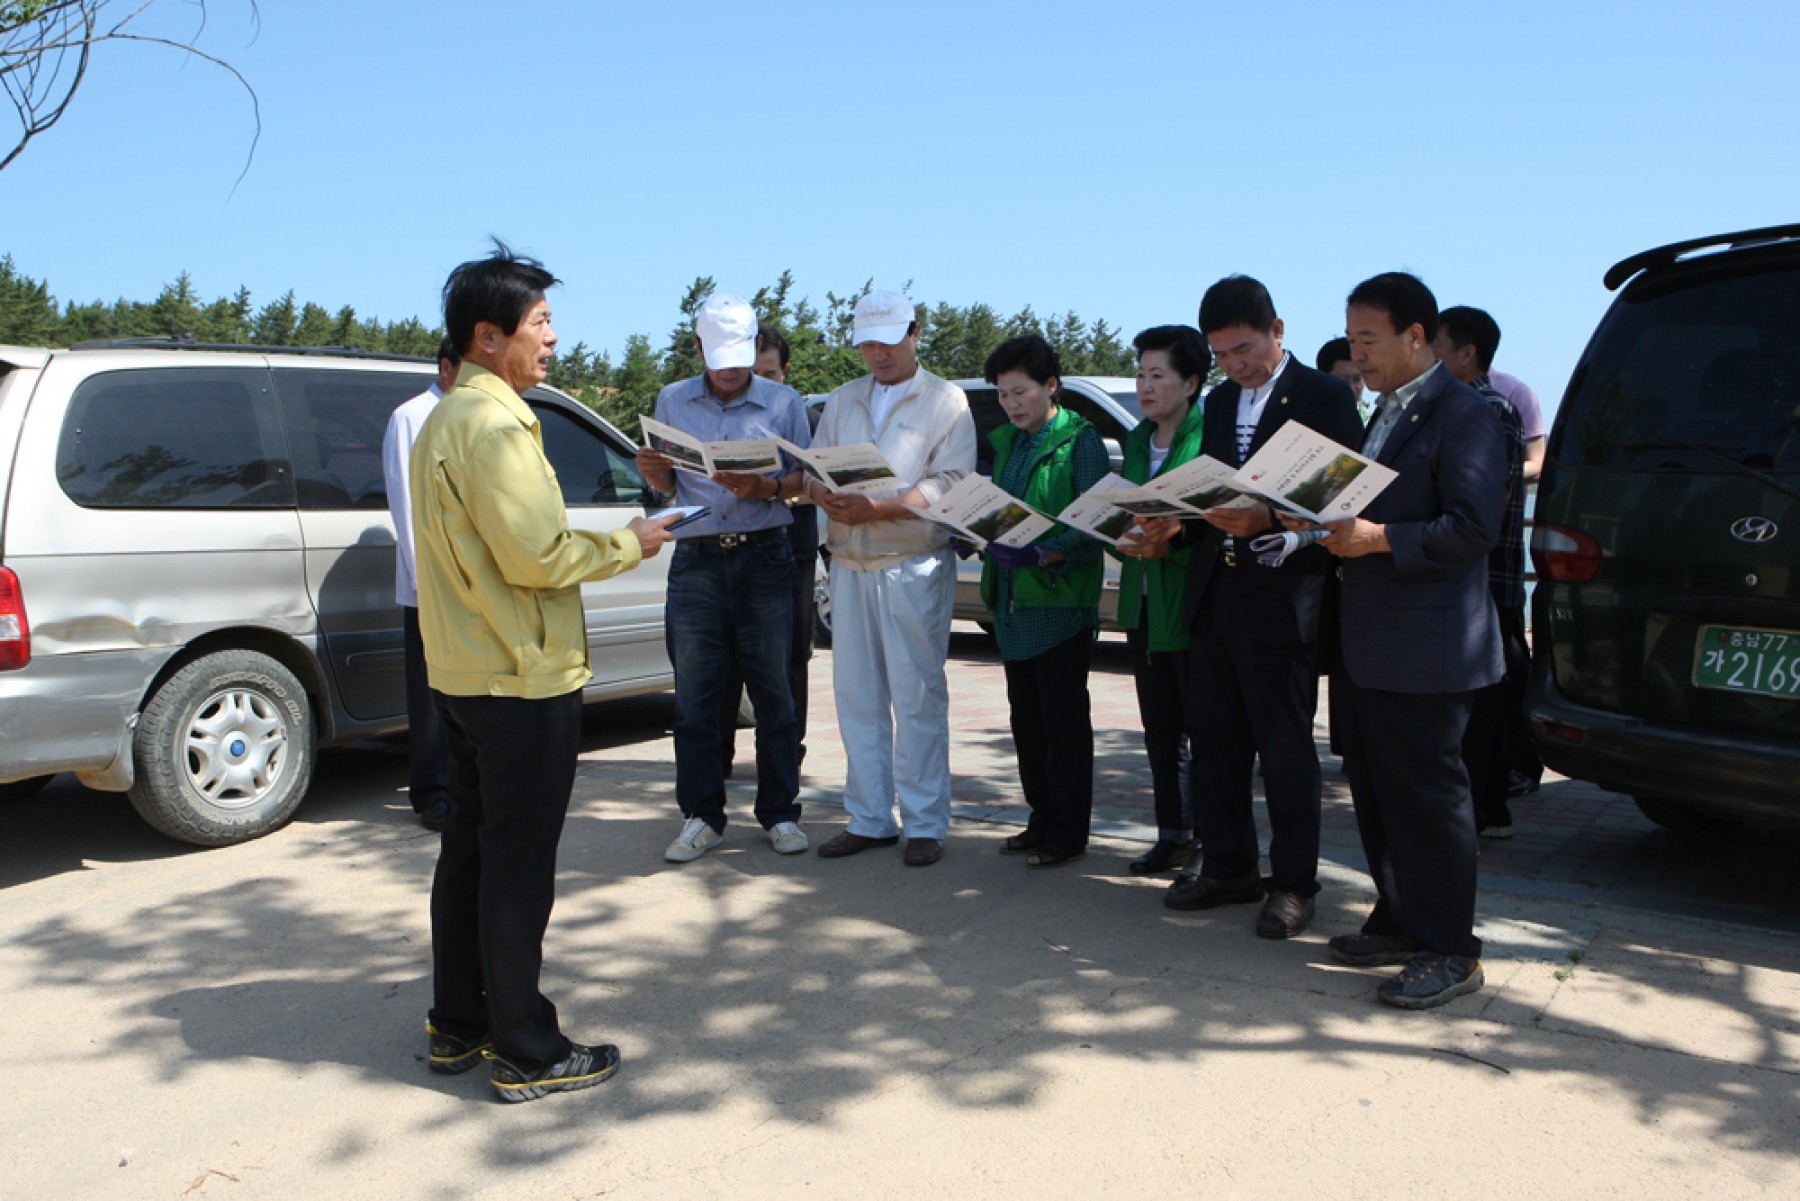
xmin=1055 ymin=488 xmax=1148 ymax=548
xmin=773 ymin=437 xmax=903 ymax=496
xmin=1143 ymin=455 xmax=1263 ymax=513
xmin=1230 ymin=420 xmax=1396 ymax=523
xmin=1069 ymin=472 xmax=1197 ymax=519
xmin=640 ymin=416 xmax=784 ymax=476
xmin=915 ymin=474 xmax=1054 ymax=548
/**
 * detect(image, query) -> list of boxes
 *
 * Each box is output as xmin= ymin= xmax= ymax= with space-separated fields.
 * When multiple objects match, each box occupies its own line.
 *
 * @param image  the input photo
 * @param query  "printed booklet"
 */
xmin=1233 ymin=421 xmax=1396 ymax=523
xmin=640 ymin=416 xmax=784 ymax=476
xmin=913 ymin=474 xmax=1054 ymax=548
xmin=773 ymin=438 xmax=903 ymax=495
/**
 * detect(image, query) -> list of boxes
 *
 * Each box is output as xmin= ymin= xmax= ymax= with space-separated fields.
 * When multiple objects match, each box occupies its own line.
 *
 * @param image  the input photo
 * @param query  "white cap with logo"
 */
xmin=695 ymin=293 xmax=758 ymax=370
xmin=852 ymin=290 xmax=916 ymax=347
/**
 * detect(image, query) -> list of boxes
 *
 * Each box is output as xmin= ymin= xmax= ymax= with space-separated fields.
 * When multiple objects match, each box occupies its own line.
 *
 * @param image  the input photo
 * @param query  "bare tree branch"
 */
xmin=0 ymin=1 xmax=260 ymax=180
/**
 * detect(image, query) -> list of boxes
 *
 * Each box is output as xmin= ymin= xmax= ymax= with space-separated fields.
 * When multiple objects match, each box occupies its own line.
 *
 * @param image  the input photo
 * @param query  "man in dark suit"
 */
xmin=1301 ymin=272 xmax=1507 ymax=1010
xmin=1135 ymin=276 xmax=1362 ymax=939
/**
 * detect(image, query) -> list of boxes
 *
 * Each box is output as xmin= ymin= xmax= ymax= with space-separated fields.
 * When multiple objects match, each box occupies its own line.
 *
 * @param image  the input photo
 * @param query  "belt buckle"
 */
xmin=1221 ymin=541 xmax=1237 ymax=568
xmin=717 ymin=532 xmax=747 ymax=550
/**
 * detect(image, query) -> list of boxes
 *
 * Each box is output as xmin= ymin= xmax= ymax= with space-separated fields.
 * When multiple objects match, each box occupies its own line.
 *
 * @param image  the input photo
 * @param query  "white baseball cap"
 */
xmin=695 ymin=293 xmax=758 ymax=370
xmin=852 ymin=290 xmax=916 ymax=346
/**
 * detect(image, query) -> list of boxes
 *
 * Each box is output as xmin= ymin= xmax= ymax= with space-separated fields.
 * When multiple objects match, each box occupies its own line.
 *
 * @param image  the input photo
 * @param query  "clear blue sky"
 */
xmin=6 ymin=0 xmax=1798 ymax=420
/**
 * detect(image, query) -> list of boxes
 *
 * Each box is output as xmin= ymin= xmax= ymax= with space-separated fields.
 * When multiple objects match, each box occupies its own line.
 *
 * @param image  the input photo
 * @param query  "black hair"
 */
xmin=1346 ymin=272 xmax=1439 ymax=342
xmin=442 ymin=239 xmax=559 ymax=355
xmin=1132 ymin=324 xmax=1212 ymax=394
xmin=1436 ymin=305 xmax=1501 ymax=371
xmin=436 ymin=334 xmax=461 ymax=367
xmin=1197 ymin=275 xmax=1278 ymax=336
xmin=756 ymin=325 xmax=791 ymax=369
xmin=1315 ymin=337 xmax=1353 ymax=372
xmin=983 ymin=333 xmax=1062 ymax=387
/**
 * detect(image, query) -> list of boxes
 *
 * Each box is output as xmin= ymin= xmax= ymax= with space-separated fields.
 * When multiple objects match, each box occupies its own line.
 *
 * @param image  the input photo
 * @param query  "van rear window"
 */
xmin=56 ymin=367 xmax=294 ymax=508
xmin=1555 ymin=265 xmax=1800 ymax=472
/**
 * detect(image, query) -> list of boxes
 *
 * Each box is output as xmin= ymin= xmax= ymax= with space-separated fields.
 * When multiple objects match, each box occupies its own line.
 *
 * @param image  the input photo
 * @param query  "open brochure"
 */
xmin=773 ymin=437 xmax=902 ymax=496
xmin=914 ymin=474 xmax=1054 ymax=549
xmin=640 ymin=416 xmax=783 ymax=476
xmin=1233 ymin=421 xmax=1396 ymax=523
xmin=1056 ymin=488 xmax=1149 ymax=548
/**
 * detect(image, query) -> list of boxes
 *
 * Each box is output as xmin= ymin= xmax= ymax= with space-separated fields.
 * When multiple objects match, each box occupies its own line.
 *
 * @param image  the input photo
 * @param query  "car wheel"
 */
xmin=128 ymin=649 xmax=316 ymax=847
xmin=1631 ymin=793 xmax=1742 ymax=839
xmin=0 ymin=774 xmax=54 ymax=803
xmin=813 ymin=563 xmax=833 ymax=649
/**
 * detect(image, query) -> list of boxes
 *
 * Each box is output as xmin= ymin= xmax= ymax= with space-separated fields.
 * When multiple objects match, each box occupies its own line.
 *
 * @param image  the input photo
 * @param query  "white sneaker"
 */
xmin=665 ymin=817 xmax=722 ymax=862
xmin=769 ymin=821 xmax=809 ymax=855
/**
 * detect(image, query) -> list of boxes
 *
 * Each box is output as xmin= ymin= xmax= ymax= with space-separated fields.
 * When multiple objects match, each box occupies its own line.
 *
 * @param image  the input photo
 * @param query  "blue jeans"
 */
xmin=667 ymin=532 xmax=800 ymax=831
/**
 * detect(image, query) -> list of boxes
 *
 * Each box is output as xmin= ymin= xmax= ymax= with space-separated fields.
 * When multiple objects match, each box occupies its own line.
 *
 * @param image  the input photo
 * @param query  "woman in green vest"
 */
xmin=973 ymin=335 xmax=1108 ymax=868
xmin=1115 ymin=325 xmax=1214 ymax=874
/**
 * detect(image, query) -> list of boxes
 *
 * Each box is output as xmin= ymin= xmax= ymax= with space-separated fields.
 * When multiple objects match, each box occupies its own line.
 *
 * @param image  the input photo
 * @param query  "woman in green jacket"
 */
xmin=1114 ymin=325 xmax=1214 ymax=874
xmin=973 ymin=335 xmax=1109 ymax=867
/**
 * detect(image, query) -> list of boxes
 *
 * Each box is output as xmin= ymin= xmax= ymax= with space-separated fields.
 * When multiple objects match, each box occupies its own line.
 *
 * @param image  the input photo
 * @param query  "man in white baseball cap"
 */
xmin=635 ymin=293 xmax=815 ymax=863
xmin=809 ymin=290 xmax=977 ymax=867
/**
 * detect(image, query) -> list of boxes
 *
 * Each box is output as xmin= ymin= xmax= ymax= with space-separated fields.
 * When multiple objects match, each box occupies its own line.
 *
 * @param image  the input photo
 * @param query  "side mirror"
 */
xmin=1101 ymin=438 xmax=1124 ymax=475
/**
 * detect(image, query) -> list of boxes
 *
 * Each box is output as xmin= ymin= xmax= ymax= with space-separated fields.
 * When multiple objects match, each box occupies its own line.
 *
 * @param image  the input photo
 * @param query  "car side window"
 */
xmin=272 ymin=368 xmax=430 ymax=509
xmin=529 ymin=399 xmax=650 ymax=508
xmin=1058 ymin=389 xmax=1130 ymax=446
xmin=56 ymin=367 xmax=293 ymax=508
xmin=963 ymin=386 xmax=1007 ymax=476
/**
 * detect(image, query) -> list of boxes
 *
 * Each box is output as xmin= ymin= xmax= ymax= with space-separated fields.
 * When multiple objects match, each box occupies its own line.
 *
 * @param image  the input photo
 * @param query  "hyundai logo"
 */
xmin=1730 ymin=516 xmax=1779 ymax=543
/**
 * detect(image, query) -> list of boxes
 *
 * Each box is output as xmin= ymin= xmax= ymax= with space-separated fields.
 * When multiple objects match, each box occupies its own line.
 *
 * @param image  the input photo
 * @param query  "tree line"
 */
xmin=0 ymin=255 xmax=1143 ymax=428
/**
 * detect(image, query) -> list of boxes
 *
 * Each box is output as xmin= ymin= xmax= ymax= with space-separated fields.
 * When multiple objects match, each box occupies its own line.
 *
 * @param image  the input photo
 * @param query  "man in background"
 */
xmin=382 ymin=336 xmax=460 ymax=831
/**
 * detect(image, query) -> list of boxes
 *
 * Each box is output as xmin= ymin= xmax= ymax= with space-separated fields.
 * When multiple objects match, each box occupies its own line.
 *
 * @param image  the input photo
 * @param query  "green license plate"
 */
xmin=1694 ymin=625 xmax=1800 ymax=699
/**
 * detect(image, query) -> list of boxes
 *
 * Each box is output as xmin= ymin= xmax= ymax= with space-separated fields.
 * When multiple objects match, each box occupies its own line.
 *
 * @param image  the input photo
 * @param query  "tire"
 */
xmin=128 ymin=649 xmax=316 ymax=847
xmin=0 ymin=774 xmax=54 ymax=803
xmin=813 ymin=563 xmax=833 ymax=649
xmin=1631 ymin=793 xmax=1742 ymax=839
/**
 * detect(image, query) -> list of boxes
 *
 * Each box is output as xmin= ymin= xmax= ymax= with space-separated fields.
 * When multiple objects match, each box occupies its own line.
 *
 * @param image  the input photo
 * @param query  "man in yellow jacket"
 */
xmin=411 ymin=243 xmax=676 ymax=1103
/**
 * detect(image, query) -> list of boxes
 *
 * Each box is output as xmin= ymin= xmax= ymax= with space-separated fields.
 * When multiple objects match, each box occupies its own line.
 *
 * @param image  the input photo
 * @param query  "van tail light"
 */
xmin=0 ymin=567 xmax=29 ymax=671
xmin=1531 ymin=523 xmax=1604 ymax=583
xmin=1540 ymin=721 xmax=1587 ymax=745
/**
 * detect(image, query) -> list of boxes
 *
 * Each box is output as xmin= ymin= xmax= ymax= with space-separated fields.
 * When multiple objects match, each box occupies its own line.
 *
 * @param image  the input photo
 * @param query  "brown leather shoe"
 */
xmin=816 ymin=831 xmax=900 ymax=859
xmin=1255 ymin=890 xmax=1315 ymax=939
xmin=903 ymin=838 xmax=944 ymax=867
xmin=1163 ymin=870 xmax=1264 ymax=911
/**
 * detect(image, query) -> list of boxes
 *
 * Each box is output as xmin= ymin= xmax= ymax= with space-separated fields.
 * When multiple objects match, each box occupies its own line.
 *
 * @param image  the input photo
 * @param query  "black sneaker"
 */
xmin=1327 ymin=932 xmax=1418 ymax=967
xmin=1376 ymin=953 xmax=1485 ymax=1010
xmin=426 ymin=1023 xmax=493 ymax=1074
xmin=1506 ymin=771 xmax=1541 ymax=798
xmin=489 ymin=1042 xmax=621 ymax=1103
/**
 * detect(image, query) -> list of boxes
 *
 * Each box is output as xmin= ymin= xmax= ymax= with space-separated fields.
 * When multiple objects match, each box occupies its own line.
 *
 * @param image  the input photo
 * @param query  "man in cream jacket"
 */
xmin=808 ymin=291 xmax=976 ymax=867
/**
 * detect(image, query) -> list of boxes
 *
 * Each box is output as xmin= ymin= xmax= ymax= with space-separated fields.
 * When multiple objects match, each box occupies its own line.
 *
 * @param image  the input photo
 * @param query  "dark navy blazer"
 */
xmin=1337 ymin=364 xmax=1507 ymax=695
xmin=1179 ymin=360 xmax=1363 ymax=646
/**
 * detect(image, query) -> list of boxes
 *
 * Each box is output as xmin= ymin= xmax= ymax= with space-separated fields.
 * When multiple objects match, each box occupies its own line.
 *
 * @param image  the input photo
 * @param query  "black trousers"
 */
xmin=429 ymin=689 xmax=582 ymax=1071
xmin=401 ymin=605 xmax=450 ymax=816
xmin=1499 ymin=603 xmax=1540 ymax=781
xmin=1003 ymin=629 xmax=1095 ymax=853
xmin=1335 ymin=676 xmax=1482 ymax=959
xmin=1184 ymin=575 xmax=1324 ymax=897
xmin=1125 ymin=614 xmax=1193 ymax=840
xmin=718 ymin=546 xmax=817 ymax=766
xmin=1462 ymin=678 xmax=1510 ymax=828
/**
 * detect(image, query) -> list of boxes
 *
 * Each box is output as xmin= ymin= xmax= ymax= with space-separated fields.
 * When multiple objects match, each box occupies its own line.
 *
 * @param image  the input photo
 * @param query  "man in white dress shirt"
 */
xmin=382 ymin=336 xmax=460 ymax=830
xmin=809 ymin=291 xmax=976 ymax=867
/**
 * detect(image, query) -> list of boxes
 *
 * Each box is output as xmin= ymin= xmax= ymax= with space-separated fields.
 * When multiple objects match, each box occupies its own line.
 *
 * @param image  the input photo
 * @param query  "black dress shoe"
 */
xmin=1506 ymin=771 xmax=1541 ymax=798
xmin=1129 ymin=840 xmax=1193 ymax=875
xmin=1255 ymin=890 xmax=1315 ymax=939
xmin=418 ymin=799 xmax=451 ymax=832
xmin=903 ymin=838 xmax=943 ymax=867
xmin=1163 ymin=871 xmax=1264 ymax=911
xmin=817 ymin=831 xmax=901 ymax=858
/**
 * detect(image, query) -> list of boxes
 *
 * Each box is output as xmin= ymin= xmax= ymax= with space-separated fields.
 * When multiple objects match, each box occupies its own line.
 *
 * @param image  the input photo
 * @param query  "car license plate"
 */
xmin=1694 ymin=625 xmax=1800 ymax=699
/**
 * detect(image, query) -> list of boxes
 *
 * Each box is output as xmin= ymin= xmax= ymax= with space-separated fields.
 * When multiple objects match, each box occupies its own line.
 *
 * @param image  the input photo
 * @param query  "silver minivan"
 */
xmin=0 ymin=340 xmax=672 ymax=845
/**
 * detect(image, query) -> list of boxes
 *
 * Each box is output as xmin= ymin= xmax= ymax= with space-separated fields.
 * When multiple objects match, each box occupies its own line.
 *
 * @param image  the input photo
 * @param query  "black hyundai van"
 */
xmin=1527 ymin=223 xmax=1800 ymax=833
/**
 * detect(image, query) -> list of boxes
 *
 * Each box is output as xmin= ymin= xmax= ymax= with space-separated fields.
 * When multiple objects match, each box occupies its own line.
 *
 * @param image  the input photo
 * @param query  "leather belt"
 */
xmin=685 ymin=528 xmax=784 ymax=550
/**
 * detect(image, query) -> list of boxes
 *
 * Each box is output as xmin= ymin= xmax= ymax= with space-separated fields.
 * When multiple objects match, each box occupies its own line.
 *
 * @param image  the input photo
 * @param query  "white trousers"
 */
xmin=829 ymin=549 xmax=956 ymax=840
